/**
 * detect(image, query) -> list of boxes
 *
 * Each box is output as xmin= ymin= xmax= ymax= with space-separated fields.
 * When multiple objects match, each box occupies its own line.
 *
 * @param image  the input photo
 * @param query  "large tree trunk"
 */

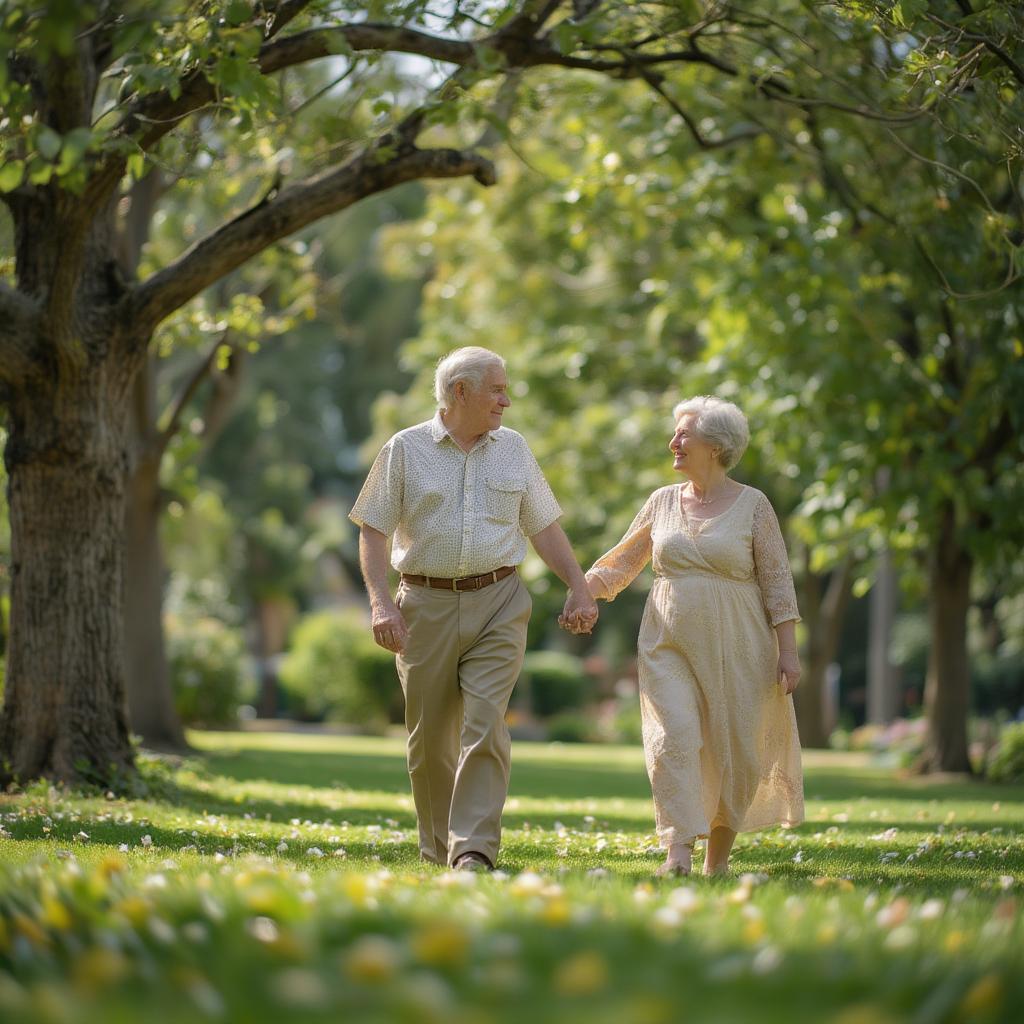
xmin=0 ymin=378 xmax=136 ymax=784
xmin=795 ymin=554 xmax=853 ymax=748
xmin=919 ymin=503 xmax=973 ymax=774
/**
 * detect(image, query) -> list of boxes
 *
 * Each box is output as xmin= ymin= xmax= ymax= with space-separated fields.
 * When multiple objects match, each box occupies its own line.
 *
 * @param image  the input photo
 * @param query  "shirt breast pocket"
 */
xmin=486 ymin=478 xmax=525 ymax=524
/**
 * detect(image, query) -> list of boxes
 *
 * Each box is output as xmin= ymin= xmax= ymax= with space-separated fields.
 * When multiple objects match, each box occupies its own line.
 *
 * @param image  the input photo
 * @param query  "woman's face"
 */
xmin=669 ymin=413 xmax=716 ymax=477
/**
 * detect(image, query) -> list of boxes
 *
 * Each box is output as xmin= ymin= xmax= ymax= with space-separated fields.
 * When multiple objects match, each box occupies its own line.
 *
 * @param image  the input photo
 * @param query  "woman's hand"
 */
xmin=558 ymin=586 xmax=598 ymax=635
xmin=777 ymin=649 xmax=801 ymax=695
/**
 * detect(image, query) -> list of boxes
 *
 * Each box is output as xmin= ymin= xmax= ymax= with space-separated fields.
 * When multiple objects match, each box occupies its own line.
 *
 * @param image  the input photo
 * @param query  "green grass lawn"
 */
xmin=1 ymin=730 xmax=1021 ymax=1023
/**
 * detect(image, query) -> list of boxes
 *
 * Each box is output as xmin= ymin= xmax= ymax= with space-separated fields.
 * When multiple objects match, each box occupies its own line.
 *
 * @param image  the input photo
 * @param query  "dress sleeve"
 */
xmin=752 ymin=491 xmax=801 ymax=626
xmin=585 ymin=493 xmax=657 ymax=601
xmin=349 ymin=436 xmax=405 ymax=536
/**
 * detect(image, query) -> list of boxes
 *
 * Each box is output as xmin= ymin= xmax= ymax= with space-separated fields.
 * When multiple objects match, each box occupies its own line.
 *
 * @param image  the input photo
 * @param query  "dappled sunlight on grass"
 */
xmin=0 ymin=731 xmax=1022 ymax=1021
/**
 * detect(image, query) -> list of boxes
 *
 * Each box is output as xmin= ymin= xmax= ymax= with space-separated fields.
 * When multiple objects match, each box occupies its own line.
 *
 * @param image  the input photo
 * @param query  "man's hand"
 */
xmin=530 ymin=521 xmax=599 ymax=637
xmin=372 ymin=600 xmax=409 ymax=654
xmin=558 ymin=587 xmax=599 ymax=636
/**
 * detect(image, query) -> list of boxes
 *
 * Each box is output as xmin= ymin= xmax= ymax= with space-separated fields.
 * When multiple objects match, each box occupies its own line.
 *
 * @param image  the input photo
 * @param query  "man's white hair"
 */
xmin=673 ymin=395 xmax=750 ymax=470
xmin=434 ymin=347 xmax=506 ymax=409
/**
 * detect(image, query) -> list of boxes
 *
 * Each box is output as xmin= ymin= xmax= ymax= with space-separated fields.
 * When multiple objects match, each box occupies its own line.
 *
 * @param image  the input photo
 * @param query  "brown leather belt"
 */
xmin=400 ymin=565 xmax=516 ymax=592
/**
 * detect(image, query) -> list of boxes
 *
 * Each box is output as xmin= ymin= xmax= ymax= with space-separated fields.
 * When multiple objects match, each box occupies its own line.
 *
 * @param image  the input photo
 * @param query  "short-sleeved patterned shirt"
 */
xmin=349 ymin=412 xmax=563 ymax=577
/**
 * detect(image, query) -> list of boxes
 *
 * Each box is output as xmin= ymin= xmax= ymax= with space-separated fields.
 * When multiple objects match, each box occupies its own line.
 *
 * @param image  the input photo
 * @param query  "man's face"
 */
xmin=462 ymin=365 xmax=511 ymax=433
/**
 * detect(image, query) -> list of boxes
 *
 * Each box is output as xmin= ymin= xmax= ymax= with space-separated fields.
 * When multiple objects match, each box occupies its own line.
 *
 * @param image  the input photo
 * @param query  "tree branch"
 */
xmin=264 ymin=0 xmax=315 ymax=40
xmin=156 ymin=332 xmax=227 ymax=457
xmin=197 ymin=342 xmax=248 ymax=454
xmin=639 ymin=70 xmax=762 ymax=149
xmin=0 ymin=283 xmax=41 ymax=391
xmin=129 ymin=142 xmax=496 ymax=335
xmin=98 ymin=16 xmax=762 ymax=180
xmin=113 ymin=23 xmax=476 ymax=158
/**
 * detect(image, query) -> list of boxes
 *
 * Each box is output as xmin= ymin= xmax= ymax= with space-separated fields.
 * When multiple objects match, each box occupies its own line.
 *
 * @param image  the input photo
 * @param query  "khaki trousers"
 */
xmin=395 ymin=571 xmax=531 ymax=867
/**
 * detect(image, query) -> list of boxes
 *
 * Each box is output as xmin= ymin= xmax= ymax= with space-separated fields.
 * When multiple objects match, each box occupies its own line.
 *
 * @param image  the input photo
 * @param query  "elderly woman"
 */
xmin=584 ymin=396 xmax=804 ymax=877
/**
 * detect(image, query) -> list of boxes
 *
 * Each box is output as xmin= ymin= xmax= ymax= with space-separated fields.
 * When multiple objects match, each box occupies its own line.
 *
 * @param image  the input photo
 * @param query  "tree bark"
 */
xmin=122 ymin=336 xmax=247 ymax=748
xmin=255 ymin=597 xmax=293 ymax=719
xmin=795 ymin=554 xmax=853 ymax=748
xmin=919 ymin=502 xmax=973 ymax=773
xmin=118 ymin=173 xmax=187 ymax=750
xmin=867 ymin=547 xmax=900 ymax=724
xmin=0 ymin=378 xmax=136 ymax=785
xmin=123 ymin=437 xmax=186 ymax=750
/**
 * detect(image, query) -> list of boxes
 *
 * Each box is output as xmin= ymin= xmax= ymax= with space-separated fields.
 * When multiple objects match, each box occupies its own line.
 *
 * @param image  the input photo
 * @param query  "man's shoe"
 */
xmin=452 ymin=851 xmax=492 ymax=872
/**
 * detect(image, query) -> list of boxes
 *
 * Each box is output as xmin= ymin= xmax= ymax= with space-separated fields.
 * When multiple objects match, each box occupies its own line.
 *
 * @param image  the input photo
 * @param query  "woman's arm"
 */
xmin=752 ymin=492 xmax=802 ymax=694
xmin=585 ymin=493 xmax=658 ymax=601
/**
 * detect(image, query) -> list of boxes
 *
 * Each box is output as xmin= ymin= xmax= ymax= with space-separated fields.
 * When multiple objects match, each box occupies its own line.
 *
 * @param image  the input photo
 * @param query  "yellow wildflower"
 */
xmin=343 ymin=935 xmax=401 ymax=984
xmin=959 ymin=974 xmax=1003 ymax=1017
xmin=12 ymin=912 xmax=49 ymax=948
xmin=410 ymin=920 xmax=470 ymax=967
xmin=97 ymin=854 xmax=127 ymax=880
xmin=553 ymin=951 xmax=609 ymax=996
xmin=114 ymin=896 xmax=151 ymax=927
xmin=540 ymin=898 xmax=571 ymax=926
xmin=40 ymin=896 xmax=72 ymax=932
xmin=72 ymin=947 xmax=130 ymax=992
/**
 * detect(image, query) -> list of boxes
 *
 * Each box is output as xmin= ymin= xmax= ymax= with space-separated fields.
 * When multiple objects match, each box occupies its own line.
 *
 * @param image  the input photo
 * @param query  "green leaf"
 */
xmin=56 ymin=127 xmax=92 ymax=174
xmin=126 ymin=151 xmax=147 ymax=181
xmin=324 ymin=31 xmax=352 ymax=57
xmin=473 ymin=44 xmax=505 ymax=72
xmin=0 ymin=159 xmax=24 ymax=192
xmin=27 ymin=157 xmax=53 ymax=185
xmin=224 ymin=0 xmax=251 ymax=26
xmin=892 ymin=0 xmax=927 ymax=28
xmin=36 ymin=126 xmax=62 ymax=161
xmin=550 ymin=22 xmax=579 ymax=55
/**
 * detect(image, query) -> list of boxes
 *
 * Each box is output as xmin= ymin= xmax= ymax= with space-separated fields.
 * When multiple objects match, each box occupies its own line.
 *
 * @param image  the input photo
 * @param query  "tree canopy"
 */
xmin=0 ymin=0 xmax=1021 ymax=783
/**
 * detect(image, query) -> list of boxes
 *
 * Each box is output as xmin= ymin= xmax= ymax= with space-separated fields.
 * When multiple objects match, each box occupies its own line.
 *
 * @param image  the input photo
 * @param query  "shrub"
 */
xmin=608 ymin=701 xmax=643 ymax=745
xmin=545 ymin=711 xmax=596 ymax=743
xmin=519 ymin=650 xmax=590 ymax=718
xmin=167 ymin=615 xmax=250 ymax=727
xmin=987 ymin=722 xmax=1024 ymax=783
xmin=279 ymin=609 xmax=400 ymax=727
xmin=841 ymin=718 xmax=927 ymax=767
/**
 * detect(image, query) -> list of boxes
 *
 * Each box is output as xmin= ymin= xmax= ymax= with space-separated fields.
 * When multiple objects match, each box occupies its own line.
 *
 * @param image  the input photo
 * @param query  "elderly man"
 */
xmin=350 ymin=346 xmax=597 ymax=871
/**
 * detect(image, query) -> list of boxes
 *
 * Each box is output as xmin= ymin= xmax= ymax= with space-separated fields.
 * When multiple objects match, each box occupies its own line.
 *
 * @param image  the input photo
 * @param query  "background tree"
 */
xmin=371 ymin=0 xmax=1024 ymax=767
xmin=1 ymin=0 xmax=1020 ymax=784
xmin=0 ymin=0 xmax=740 ymax=784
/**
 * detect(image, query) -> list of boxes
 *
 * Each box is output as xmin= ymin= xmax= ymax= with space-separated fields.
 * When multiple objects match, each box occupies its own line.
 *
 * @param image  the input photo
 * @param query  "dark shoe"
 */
xmin=452 ymin=851 xmax=492 ymax=872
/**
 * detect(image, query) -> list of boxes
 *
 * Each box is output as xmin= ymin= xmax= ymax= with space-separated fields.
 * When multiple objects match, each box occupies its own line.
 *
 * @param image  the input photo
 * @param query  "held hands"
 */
xmin=778 ymin=649 xmax=802 ymax=695
xmin=558 ymin=582 xmax=599 ymax=636
xmin=371 ymin=599 xmax=409 ymax=654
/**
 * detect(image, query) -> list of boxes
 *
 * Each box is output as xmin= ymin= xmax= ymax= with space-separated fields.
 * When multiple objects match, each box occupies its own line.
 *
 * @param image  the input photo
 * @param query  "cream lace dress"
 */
xmin=587 ymin=483 xmax=804 ymax=847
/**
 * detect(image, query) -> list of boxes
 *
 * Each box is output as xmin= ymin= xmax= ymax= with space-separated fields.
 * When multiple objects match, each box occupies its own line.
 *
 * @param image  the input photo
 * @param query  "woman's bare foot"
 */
xmin=702 ymin=826 xmax=737 ymax=877
xmin=654 ymin=842 xmax=693 ymax=878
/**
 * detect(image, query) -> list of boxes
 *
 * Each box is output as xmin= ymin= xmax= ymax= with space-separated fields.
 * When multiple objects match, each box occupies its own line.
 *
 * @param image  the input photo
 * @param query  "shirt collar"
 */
xmin=431 ymin=411 xmax=500 ymax=446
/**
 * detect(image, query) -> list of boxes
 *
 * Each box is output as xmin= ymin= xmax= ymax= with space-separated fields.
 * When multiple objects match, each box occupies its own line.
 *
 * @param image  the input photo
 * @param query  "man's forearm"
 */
xmin=359 ymin=526 xmax=394 ymax=609
xmin=530 ymin=521 xmax=588 ymax=589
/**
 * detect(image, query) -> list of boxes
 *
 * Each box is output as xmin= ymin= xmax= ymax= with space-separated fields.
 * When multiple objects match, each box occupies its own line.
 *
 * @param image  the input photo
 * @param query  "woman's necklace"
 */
xmin=689 ymin=480 xmax=726 ymax=506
